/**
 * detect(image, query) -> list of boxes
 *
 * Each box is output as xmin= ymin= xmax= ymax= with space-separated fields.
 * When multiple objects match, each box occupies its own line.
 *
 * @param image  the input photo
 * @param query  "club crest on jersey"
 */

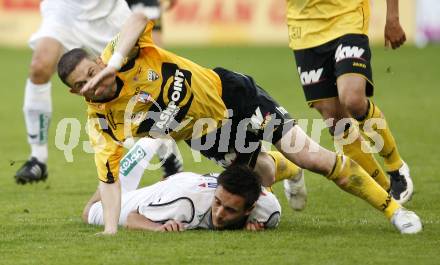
xmin=198 ymin=182 xmax=218 ymax=188
xmin=137 ymin=91 xmax=153 ymax=104
xmin=147 ymin=69 xmax=160 ymax=81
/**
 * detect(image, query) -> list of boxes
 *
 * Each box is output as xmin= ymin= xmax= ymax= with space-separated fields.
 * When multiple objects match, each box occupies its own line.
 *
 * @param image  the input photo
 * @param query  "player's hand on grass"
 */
xmin=158 ymin=220 xmax=185 ymax=232
xmin=80 ymin=66 xmax=117 ymax=97
xmin=245 ymin=222 xmax=265 ymax=232
xmin=384 ymin=17 xmax=406 ymax=49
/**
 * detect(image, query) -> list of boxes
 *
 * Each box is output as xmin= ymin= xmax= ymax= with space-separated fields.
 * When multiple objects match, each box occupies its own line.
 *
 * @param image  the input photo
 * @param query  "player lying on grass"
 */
xmin=57 ymin=13 xmax=422 ymax=235
xmin=83 ymin=165 xmax=281 ymax=232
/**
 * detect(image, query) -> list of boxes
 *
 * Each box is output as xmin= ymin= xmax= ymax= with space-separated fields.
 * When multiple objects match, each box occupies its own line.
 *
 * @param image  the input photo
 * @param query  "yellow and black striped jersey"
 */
xmin=286 ymin=0 xmax=370 ymax=50
xmin=87 ymin=22 xmax=227 ymax=183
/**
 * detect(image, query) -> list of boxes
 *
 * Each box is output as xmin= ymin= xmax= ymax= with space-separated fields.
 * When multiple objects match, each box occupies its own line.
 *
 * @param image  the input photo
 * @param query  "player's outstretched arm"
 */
xmin=126 ymin=211 xmax=185 ymax=232
xmin=97 ymin=181 xmax=121 ymax=235
xmin=82 ymin=188 xmax=101 ymax=224
xmin=81 ymin=12 xmax=149 ymax=96
xmin=384 ymin=0 xmax=406 ymax=49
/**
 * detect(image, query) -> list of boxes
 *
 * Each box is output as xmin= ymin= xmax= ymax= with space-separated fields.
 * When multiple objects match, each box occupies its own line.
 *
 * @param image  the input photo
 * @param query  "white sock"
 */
xmin=119 ymin=138 xmax=162 ymax=193
xmin=23 ymin=79 xmax=52 ymax=163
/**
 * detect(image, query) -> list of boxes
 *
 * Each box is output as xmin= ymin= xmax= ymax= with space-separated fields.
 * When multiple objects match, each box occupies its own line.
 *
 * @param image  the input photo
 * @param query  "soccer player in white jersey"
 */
xmin=15 ymin=0 xmax=181 ymax=184
xmin=83 ymin=166 xmax=281 ymax=232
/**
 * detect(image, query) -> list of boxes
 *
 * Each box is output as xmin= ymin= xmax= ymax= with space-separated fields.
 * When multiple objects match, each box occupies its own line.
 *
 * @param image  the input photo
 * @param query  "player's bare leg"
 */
xmin=274 ymin=125 xmax=421 ymax=234
xmin=337 ymin=74 xmax=413 ymax=204
xmin=15 ymin=37 xmax=63 ymax=184
xmin=254 ymin=152 xmax=276 ymax=187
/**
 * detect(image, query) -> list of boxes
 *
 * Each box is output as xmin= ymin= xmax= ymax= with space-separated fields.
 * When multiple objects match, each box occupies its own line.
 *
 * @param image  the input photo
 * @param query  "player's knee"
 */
xmin=313 ymin=101 xmax=339 ymax=120
xmin=338 ymin=80 xmax=368 ymax=118
xmin=29 ymin=56 xmax=54 ymax=83
xmin=81 ymin=205 xmax=91 ymax=224
xmin=313 ymin=101 xmax=340 ymax=134
xmin=340 ymin=94 xmax=368 ymax=118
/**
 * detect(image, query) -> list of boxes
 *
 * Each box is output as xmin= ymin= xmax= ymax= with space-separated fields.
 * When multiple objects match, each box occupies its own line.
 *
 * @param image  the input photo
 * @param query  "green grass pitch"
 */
xmin=0 ymin=45 xmax=439 ymax=265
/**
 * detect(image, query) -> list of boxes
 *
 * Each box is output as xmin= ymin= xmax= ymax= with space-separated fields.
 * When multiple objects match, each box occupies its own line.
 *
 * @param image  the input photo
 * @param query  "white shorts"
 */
xmin=28 ymin=0 xmax=131 ymax=55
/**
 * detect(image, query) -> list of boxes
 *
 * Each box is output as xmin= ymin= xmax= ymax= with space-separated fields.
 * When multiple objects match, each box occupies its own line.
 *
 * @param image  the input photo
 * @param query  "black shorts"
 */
xmin=126 ymin=0 xmax=162 ymax=31
xmin=293 ymin=34 xmax=374 ymax=105
xmin=186 ymin=68 xmax=296 ymax=168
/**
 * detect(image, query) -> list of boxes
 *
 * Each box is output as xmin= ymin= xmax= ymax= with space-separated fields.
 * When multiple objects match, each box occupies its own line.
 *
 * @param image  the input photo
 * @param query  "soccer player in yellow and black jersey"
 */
xmin=57 ymin=12 xmax=421 ymax=235
xmin=286 ymin=0 xmax=413 ymax=204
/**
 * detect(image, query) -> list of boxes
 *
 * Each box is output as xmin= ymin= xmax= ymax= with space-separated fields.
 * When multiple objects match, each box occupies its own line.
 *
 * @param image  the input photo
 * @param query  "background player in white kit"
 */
xmin=15 ymin=0 xmax=181 ymax=184
xmin=83 ymin=166 xmax=281 ymax=231
xmin=125 ymin=0 xmax=177 ymax=47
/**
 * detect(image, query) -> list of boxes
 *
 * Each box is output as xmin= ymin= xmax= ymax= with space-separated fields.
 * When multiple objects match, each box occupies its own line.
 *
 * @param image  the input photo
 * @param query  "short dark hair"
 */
xmin=57 ymin=48 xmax=91 ymax=87
xmin=218 ymin=165 xmax=262 ymax=210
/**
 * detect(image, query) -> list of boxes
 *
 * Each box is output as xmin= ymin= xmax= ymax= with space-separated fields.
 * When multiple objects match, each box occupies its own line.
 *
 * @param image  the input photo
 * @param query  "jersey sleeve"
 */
xmin=247 ymin=189 xmax=282 ymax=229
xmin=87 ymin=113 xmax=123 ymax=183
xmin=137 ymin=21 xmax=155 ymax=48
xmin=100 ymin=21 xmax=155 ymax=65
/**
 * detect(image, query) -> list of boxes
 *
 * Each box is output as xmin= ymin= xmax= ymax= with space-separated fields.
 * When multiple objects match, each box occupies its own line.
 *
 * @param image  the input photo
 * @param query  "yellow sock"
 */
xmin=335 ymin=126 xmax=390 ymax=191
xmin=267 ymin=151 xmax=302 ymax=183
xmin=358 ymin=100 xmax=403 ymax=172
xmin=327 ymin=154 xmax=400 ymax=220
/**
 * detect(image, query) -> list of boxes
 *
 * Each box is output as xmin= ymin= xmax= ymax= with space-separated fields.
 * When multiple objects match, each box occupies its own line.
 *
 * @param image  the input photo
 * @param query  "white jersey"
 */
xmin=44 ymin=0 xmax=116 ymax=20
xmin=88 ymin=172 xmax=281 ymax=230
xmin=29 ymin=0 xmax=131 ymax=54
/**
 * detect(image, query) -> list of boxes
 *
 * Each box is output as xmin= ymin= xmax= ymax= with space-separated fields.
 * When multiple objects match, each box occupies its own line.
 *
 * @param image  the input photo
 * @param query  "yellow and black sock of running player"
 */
xmin=327 ymin=154 xmax=400 ymax=220
xmin=267 ymin=151 xmax=302 ymax=183
xmin=356 ymin=100 xmax=403 ymax=172
xmin=334 ymin=124 xmax=390 ymax=191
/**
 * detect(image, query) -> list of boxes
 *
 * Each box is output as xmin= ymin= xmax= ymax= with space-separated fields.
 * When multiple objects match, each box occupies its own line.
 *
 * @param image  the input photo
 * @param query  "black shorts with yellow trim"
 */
xmin=293 ymin=34 xmax=374 ymax=106
xmin=185 ymin=67 xmax=296 ymax=169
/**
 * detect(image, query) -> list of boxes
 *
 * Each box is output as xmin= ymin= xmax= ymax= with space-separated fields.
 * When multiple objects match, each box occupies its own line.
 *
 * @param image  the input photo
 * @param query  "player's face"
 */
xmin=211 ymin=186 xmax=252 ymax=229
xmin=66 ymin=58 xmax=116 ymax=101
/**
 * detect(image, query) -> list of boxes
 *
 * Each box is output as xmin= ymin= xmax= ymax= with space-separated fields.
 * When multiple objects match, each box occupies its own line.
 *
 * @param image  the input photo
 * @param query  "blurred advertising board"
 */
xmin=0 ymin=0 xmax=417 ymax=47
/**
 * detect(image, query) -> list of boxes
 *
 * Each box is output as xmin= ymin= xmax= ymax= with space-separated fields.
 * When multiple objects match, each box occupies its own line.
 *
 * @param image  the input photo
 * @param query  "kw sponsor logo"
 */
xmin=156 ymin=69 xmax=186 ymax=130
xmin=335 ymin=44 xmax=365 ymax=62
xmin=298 ymin=67 xmax=323 ymax=85
xmin=120 ymin=145 xmax=146 ymax=175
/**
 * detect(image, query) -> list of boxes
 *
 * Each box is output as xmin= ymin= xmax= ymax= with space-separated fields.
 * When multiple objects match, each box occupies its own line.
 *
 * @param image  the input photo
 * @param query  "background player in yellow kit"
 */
xmin=286 ymin=0 xmax=412 ymax=204
xmin=57 ymin=12 xmax=421 ymax=235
